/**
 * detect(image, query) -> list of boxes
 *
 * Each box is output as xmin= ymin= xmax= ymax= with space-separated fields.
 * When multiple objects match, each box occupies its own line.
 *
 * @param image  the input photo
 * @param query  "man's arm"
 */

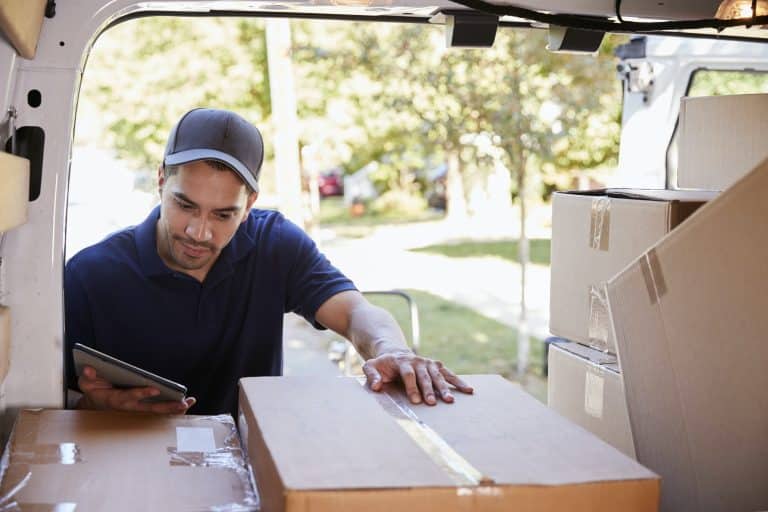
xmin=315 ymin=290 xmax=474 ymax=405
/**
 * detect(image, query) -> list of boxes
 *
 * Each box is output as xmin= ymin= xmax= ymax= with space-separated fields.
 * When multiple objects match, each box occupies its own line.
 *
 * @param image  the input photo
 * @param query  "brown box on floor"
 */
xmin=678 ymin=93 xmax=768 ymax=190
xmin=550 ymin=188 xmax=714 ymax=353
xmin=547 ymin=340 xmax=635 ymax=459
xmin=238 ymin=374 xmax=659 ymax=512
xmin=606 ymin=157 xmax=768 ymax=511
xmin=0 ymin=410 xmax=257 ymax=511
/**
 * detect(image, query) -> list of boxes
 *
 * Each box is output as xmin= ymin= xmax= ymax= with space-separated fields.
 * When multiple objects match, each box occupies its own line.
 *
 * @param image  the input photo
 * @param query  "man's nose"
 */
xmin=185 ymin=215 xmax=213 ymax=242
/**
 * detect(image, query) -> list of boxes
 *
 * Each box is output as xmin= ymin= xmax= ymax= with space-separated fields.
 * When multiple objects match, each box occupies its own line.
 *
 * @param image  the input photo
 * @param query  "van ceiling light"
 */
xmin=715 ymin=0 xmax=768 ymax=19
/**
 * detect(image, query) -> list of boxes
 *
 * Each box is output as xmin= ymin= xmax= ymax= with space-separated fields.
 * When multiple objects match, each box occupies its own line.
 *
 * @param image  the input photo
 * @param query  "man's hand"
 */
xmin=363 ymin=351 xmax=474 ymax=405
xmin=77 ymin=365 xmax=196 ymax=414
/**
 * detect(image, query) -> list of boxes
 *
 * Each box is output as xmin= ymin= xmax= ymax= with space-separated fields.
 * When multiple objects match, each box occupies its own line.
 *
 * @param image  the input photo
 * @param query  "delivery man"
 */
xmin=65 ymin=108 xmax=473 ymax=417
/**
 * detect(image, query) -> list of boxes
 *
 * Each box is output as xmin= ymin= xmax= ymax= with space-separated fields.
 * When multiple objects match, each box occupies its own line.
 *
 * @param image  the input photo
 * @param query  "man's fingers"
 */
xmin=362 ymin=362 xmax=383 ymax=391
xmin=428 ymin=363 xmax=454 ymax=403
xmin=83 ymin=365 xmax=97 ymax=379
xmin=398 ymin=363 xmax=420 ymax=404
xmin=440 ymin=367 xmax=474 ymax=394
xmin=415 ymin=365 xmax=436 ymax=405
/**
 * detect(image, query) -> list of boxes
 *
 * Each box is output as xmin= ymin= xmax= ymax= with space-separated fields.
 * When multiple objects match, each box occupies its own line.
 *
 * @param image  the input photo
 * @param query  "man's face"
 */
xmin=156 ymin=161 xmax=257 ymax=280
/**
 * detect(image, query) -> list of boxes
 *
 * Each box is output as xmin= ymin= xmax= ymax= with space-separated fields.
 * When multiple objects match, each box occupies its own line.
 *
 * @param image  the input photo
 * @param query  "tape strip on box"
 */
xmin=589 ymin=197 xmax=611 ymax=251
xmin=587 ymin=284 xmax=610 ymax=351
xmin=166 ymin=415 xmax=259 ymax=510
xmin=640 ymin=249 xmax=667 ymax=305
xmin=361 ymin=380 xmax=491 ymax=487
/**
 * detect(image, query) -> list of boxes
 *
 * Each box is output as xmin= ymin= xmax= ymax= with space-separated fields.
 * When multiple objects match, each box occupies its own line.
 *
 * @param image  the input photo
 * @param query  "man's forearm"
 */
xmin=346 ymin=303 xmax=411 ymax=359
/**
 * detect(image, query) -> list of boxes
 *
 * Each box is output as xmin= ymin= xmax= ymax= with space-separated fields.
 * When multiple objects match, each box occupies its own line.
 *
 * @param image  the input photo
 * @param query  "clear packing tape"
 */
xmin=359 ymin=378 xmax=496 ymax=496
xmin=588 ymin=284 xmax=611 ymax=352
xmin=0 ymin=411 xmax=259 ymax=512
xmin=589 ymin=197 xmax=611 ymax=251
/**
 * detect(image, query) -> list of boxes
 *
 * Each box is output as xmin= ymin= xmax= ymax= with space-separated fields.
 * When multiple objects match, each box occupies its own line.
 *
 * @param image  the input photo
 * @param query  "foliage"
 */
xmin=80 ymin=17 xmax=270 ymax=170
xmin=688 ymin=69 xmax=768 ymax=96
xmin=81 ymin=17 xmax=623 ymax=206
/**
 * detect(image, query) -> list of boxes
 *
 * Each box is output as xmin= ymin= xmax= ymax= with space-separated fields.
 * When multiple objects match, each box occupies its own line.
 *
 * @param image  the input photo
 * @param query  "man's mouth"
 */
xmin=177 ymin=239 xmax=212 ymax=258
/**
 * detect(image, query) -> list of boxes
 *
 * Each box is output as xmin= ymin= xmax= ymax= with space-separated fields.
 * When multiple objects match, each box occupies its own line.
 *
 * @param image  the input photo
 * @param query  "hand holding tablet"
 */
xmin=73 ymin=343 xmax=195 ymax=414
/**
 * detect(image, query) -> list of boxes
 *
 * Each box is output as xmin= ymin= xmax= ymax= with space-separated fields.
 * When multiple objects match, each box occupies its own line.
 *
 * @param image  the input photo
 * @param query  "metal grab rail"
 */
xmin=362 ymin=290 xmax=420 ymax=353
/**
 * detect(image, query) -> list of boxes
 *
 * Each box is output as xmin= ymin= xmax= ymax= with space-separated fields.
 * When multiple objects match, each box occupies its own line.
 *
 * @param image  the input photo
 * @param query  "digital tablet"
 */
xmin=73 ymin=343 xmax=187 ymax=403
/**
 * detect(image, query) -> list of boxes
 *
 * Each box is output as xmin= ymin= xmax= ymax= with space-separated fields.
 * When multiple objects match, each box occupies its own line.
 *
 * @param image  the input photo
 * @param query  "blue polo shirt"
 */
xmin=64 ymin=206 xmax=356 ymax=416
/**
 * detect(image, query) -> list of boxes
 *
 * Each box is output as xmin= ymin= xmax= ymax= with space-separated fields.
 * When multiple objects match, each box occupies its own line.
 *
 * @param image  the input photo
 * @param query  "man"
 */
xmin=65 ymin=108 xmax=472 ymax=417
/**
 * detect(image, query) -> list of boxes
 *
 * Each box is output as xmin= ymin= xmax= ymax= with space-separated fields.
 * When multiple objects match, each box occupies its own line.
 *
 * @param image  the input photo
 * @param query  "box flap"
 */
xmin=607 ymin=157 xmax=768 ymax=511
xmin=239 ymin=376 xmax=457 ymax=490
xmin=408 ymin=375 xmax=652 ymax=485
xmin=557 ymin=189 xmax=716 ymax=203
xmin=0 ymin=0 xmax=47 ymax=59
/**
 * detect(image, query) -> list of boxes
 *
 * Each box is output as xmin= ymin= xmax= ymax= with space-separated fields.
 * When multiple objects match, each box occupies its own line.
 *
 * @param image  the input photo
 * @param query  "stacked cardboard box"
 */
xmin=239 ymin=375 xmax=659 ymax=512
xmin=0 ymin=410 xmax=258 ymax=511
xmin=547 ymin=188 xmax=712 ymax=457
xmin=678 ymin=93 xmax=768 ymax=190
xmin=606 ymin=159 xmax=768 ymax=510
xmin=547 ymin=339 xmax=634 ymax=459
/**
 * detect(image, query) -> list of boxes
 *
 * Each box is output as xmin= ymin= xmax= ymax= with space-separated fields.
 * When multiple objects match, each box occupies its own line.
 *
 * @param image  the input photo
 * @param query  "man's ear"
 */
xmin=157 ymin=165 xmax=166 ymax=196
xmin=241 ymin=191 xmax=258 ymax=223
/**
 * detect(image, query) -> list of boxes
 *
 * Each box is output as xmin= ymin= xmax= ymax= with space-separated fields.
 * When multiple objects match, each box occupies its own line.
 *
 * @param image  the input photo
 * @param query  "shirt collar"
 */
xmin=134 ymin=205 xmax=257 ymax=281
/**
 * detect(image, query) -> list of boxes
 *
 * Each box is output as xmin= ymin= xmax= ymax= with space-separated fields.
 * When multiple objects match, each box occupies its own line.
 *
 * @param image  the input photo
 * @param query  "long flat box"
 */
xmin=547 ymin=340 xmax=635 ymax=459
xmin=678 ymin=93 xmax=768 ymax=190
xmin=0 ymin=410 xmax=258 ymax=511
xmin=550 ymin=188 xmax=713 ymax=353
xmin=0 ymin=152 xmax=30 ymax=232
xmin=239 ymin=375 xmax=659 ymax=512
xmin=606 ymin=157 xmax=768 ymax=512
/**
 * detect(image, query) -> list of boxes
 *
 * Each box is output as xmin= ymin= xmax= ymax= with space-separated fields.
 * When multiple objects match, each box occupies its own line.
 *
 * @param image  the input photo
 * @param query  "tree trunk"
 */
xmin=445 ymin=148 xmax=468 ymax=221
xmin=266 ymin=19 xmax=304 ymax=227
xmin=516 ymin=153 xmax=530 ymax=378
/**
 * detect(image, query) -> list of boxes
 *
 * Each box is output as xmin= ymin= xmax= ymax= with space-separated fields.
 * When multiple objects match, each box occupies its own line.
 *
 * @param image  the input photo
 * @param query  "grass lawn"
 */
xmin=364 ymin=289 xmax=546 ymax=399
xmin=411 ymin=238 xmax=551 ymax=265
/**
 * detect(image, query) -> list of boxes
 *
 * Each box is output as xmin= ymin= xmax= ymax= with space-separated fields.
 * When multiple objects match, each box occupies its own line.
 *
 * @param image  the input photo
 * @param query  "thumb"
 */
xmin=362 ymin=362 xmax=383 ymax=391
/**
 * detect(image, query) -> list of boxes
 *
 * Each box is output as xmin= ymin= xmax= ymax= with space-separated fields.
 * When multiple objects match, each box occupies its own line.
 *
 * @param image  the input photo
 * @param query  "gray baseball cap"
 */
xmin=163 ymin=108 xmax=264 ymax=192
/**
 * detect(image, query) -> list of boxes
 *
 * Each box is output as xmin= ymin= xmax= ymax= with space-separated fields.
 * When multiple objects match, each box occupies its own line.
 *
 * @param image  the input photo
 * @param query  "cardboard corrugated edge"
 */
xmin=238 ymin=382 xmax=288 ymax=512
xmin=284 ymin=480 xmax=658 ymax=512
xmin=0 ymin=0 xmax=47 ymax=60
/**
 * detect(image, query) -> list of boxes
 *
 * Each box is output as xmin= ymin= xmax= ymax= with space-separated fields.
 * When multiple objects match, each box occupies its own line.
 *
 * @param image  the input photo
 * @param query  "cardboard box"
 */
xmin=239 ymin=375 xmax=659 ymax=512
xmin=606 ymin=157 xmax=768 ymax=512
xmin=550 ymin=188 xmax=713 ymax=353
xmin=0 ymin=152 xmax=30 ymax=232
xmin=0 ymin=306 xmax=9 ymax=383
xmin=0 ymin=0 xmax=47 ymax=59
xmin=0 ymin=410 xmax=258 ymax=511
xmin=547 ymin=340 xmax=635 ymax=459
xmin=678 ymin=93 xmax=768 ymax=190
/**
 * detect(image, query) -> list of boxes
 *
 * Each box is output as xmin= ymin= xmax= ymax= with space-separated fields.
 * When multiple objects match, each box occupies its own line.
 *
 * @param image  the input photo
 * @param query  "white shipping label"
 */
xmin=584 ymin=372 xmax=605 ymax=419
xmin=176 ymin=427 xmax=216 ymax=453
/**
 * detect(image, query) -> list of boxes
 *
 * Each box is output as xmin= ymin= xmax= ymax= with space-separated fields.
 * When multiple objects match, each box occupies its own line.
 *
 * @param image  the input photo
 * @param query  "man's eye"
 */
xmin=215 ymin=213 xmax=234 ymax=221
xmin=177 ymin=201 xmax=194 ymax=210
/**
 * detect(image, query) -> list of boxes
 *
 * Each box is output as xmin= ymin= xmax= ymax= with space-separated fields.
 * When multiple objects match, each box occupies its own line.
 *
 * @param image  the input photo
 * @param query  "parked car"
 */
xmin=318 ymin=168 xmax=344 ymax=197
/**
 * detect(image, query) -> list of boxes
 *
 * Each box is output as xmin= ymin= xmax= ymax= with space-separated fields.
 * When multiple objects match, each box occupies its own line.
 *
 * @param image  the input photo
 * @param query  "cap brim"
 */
xmin=164 ymin=149 xmax=259 ymax=192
